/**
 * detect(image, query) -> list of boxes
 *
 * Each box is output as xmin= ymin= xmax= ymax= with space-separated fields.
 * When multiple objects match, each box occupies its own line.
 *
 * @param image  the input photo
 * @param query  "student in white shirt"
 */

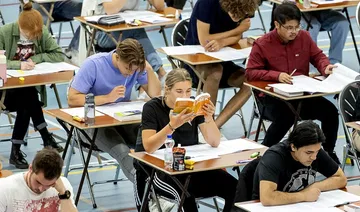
xmin=0 ymin=148 xmax=77 ymax=212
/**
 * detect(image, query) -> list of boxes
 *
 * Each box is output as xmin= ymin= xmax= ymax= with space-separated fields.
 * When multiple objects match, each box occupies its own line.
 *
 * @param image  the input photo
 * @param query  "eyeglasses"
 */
xmin=280 ymin=24 xmax=303 ymax=32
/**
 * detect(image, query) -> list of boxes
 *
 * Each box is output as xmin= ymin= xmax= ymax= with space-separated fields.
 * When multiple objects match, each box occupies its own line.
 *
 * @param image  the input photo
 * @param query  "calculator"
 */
xmin=89 ymin=15 xmax=125 ymax=26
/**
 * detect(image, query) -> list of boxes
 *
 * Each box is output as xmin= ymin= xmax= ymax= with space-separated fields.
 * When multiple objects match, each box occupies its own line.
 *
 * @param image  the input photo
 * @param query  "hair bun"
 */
xmin=22 ymin=0 xmax=33 ymax=11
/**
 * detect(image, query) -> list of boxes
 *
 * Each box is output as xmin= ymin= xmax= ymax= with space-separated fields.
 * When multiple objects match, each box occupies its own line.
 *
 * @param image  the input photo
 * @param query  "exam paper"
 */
xmin=161 ymin=45 xmax=204 ymax=55
xmin=96 ymin=101 xmax=145 ymax=118
xmin=61 ymin=107 xmax=104 ymax=118
xmin=204 ymin=47 xmax=249 ymax=61
xmin=7 ymin=62 xmax=79 ymax=77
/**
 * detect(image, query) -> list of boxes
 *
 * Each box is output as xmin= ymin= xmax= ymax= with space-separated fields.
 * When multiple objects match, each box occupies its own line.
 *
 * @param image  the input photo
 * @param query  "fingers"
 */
xmin=202 ymin=103 xmax=215 ymax=116
xmin=205 ymin=40 xmax=219 ymax=52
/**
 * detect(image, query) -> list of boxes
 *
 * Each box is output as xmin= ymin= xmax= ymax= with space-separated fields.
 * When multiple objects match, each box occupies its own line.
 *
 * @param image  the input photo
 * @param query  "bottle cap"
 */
xmin=85 ymin=93 xmax=94 ymax=103
xmin=177 ymin=144 xmax=181 ymax=147
xmin=167 ymin=134 xmax=172 ymax=139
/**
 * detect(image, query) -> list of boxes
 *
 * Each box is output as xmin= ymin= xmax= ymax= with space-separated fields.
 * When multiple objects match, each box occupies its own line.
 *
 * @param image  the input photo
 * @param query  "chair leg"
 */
xmin=212 ymin=198 xmax=220 ymax=212
xmin=239 ymin=109 xmax=248 ymax=137
xmin=246 ymin=105 xmax=255 ymax=138
xmin=70 ymin=22 xmax=75 ymax=35
xmin=257 ymin=8 xmax=266 ymax=34
xmin=57 ymin=22 xmax=63 ymax=45
xmin=342 ymin=145 xmax=349 ymax=171
xmin=113 ymin=163 xmax=121 ymax=185
xmin=64 ymin=134 xmax=76 ymax=177
xmin=7 ymin=113 xmax=13 ymax=129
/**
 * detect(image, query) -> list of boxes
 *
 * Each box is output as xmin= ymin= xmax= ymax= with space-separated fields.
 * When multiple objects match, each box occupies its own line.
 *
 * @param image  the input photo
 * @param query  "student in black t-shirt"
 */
xmin=184 ymin=0 xmax=258 ymax=128
xmin=134 ymin=68 xmax=237 ymax=212
xmin=252 ymin=120 xmax=347 ymax=206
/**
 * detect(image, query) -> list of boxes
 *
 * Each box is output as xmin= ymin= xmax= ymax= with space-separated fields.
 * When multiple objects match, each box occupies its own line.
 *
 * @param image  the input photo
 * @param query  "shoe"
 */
xmin=45 ymin=133 xmax=64 ymax=153
xmin=328 ymin=151 xmax=341 ymax=165
xmin=9 ymin=149 xmax=29 ymax=169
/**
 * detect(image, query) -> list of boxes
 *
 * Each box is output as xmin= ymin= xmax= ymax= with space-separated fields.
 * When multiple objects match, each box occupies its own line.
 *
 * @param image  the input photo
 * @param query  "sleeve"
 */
xmin=61 ymin=177 xmax=76 ymax=207
xmin=307 ymin=31 xmax=330 ymax=76
xmin=257 ymin=151 xmax=284 ymax=185
xmin=0 ymin=187 xmax=7 ymax=211
xmin=141 ymin=101 xmax=159 ymax=130
xmin=245 ymin=41 xmax=282 ymax=82
xmin=30 ymin=27 xmax=64 ymax=64
xmin=136 ymin=70 xmax=148 ymax=86
xmin=316 ymin=149 xmax=339 ymax=178
xmin=193 ymin=0 xmax=213 ymax=24
xmin=0 ymin=26 xmax=21 ymax=69
xmin=70 ymin=59 xmax=96 ymax=94
xmin=171 ymin=0 xmax=187 ymax=9
xmin=195 ymin=116 xmax=205 ymax=125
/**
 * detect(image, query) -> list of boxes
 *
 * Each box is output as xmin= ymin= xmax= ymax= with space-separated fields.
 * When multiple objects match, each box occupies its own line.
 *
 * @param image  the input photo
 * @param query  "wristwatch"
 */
xmin=58 ymin=190 xmax=71 ymax=200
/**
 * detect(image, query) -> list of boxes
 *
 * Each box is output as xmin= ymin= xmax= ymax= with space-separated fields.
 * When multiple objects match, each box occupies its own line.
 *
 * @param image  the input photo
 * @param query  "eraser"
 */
xmin=19 ymin=77 xmax=25 ymax=81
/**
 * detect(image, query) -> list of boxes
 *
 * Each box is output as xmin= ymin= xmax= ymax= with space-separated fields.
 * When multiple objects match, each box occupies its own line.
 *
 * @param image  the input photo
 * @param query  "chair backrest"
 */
xmin=338 ymin=81 xmax=360 ymax=123
xmin=234 ymin=157 xmax=261 ymax=203
xmin=171 ymin=18 xmax=190 ymax=47
xmin=357 ymin=2 xmax=360 ymax=30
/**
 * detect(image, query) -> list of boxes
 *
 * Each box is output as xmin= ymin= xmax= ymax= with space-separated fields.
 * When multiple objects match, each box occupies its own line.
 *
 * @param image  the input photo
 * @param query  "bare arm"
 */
xmin=307 ymin=168 xmax=347 ymax=192
xmin=198 ymin=118 xmax=220 ymax=147
xmin=147 ymin=0 xmax=165 ymax=11
xmin=140 ymin=62 xmax=161 ymax=98
xmin=56 ymin=178 xmax=78 ymax=212
xmin=102 ymin=0 xmax=127 ymax=14
xmin=67 ymin=87 xmax=111 ymax=107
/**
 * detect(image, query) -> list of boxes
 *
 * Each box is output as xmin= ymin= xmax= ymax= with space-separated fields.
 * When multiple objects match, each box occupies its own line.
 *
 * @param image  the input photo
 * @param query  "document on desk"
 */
xmin=321 ymin=63 xmax=360 ymax=92
xmin=7 ymin=62 xmax=79 ymax=77
xmin=119 ymin=10 xmax=163 ymax=22
xmin=96 ymin=101 xmax=145 ymax=121
xmin=237 ymin=189 xmax=360 ymax=211
xmin=148 ymin=139 xmax=264 ymax=162
xmin=204 ymin=47 xmax=251 ymax=61
xmin=311 ymin=0 xmax=344 ymax=5
xmin=161 ymin=45 xmax=204 ymax=55
xmin=61 ymin=107 xmax=104 ymax=118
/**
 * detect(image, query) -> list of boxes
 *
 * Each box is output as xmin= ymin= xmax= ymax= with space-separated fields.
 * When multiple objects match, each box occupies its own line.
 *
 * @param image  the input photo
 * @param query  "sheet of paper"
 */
xmin=161 ymin=45 xmax=204 ymax=55
xmin=321 ymin=63 xmax=360 ymax=92
xmin=61 ymin=107 xmax=104 ymax=118
xmin=311 ymin=0 xmax=344 ymax=5
xmin=119 ymin=10 xmax=163 ymax=22
xmin=138 ymin=16 xmax=172 ymax=24
xmin=96 ymin=101 xmax=145 ymax=118
xmin=204 ymin=47 xmax=248 ymax=61
xmin=7 ymin=62 xmax=79 ymax=77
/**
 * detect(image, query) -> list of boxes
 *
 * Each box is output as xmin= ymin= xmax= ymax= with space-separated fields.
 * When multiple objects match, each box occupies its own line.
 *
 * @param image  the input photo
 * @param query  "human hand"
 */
xmin=20 ymin=60 xmax=35 ymax=70
xmin=324 ymin=64 xmax=337 ymax=75
xmin=237 ymin=18 xmax=251 ymax=33
xmin=301 ymin=187 xmax=320 ymax=202
xmin=107 ymin=85 xmax=126 ymax=103
xmin=201 ymin=101 xmax=215 ymax=121
xmin=205 ymin=40 xmax=223 ymax=52
xmin=278 ymin=73 xmax=293 ymax=84
xmin=169 ymin=109 xmax=195 ymax=129
xmin=54 ymin=178 xmax=66 ymax=194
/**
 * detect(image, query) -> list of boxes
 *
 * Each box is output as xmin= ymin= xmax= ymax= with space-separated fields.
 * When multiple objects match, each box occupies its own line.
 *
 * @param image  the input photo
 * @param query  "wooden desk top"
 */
xmin=1 ymin=71 xmax=74 ymax=90
xmin=235 ymin=185 xmax=360 ymax=211
xmin=157 ymin=39 xmax=252 ymax=66
xmin=0 ymin=170 xmax=13 ymax=178
xmin=130 ymin=142 xmax=268 ymax=176
xmin=245 ymin=80 xmax=339 ymax=101
xmin=74 ymin=7 xmax=179 ymax=33
xmin=346 ymin=122 xmax=360 ymax=131
xmin=44 ymin=108 xmax=141 ymax=130
xmin=268 ymin=0 xmax=359 ymax=12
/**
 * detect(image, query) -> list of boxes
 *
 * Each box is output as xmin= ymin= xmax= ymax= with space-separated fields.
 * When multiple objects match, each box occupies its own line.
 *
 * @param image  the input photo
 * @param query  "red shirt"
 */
xmin=246 ymin=29 xmax=330 ymax=82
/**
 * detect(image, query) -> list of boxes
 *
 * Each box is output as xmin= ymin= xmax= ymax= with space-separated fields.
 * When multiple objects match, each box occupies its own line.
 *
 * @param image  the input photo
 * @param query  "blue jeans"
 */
xmin=301 ymin=10 xmax=349 ymax=64
xmin=96 ymin=29 xmax=163 ymax=72
xmin=33 ymin=0 xmax=82 ymax=51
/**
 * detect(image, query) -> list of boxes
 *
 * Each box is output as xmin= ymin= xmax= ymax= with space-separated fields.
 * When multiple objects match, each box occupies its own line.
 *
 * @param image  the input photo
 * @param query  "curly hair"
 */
xmin=220 ymin=0 xmax=259 ymax=21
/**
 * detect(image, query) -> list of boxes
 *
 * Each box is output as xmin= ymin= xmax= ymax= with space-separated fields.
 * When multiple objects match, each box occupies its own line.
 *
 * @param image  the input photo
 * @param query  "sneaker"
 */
xmin=9 ymin=150 xmax=29 ymax=169
xmin=45 ymin=134 xmax=64 ymax=153
xmin=149 ymin=196 xmax=175 ymax=212
xmin=328 ymin=151 xmax=341 ymax=165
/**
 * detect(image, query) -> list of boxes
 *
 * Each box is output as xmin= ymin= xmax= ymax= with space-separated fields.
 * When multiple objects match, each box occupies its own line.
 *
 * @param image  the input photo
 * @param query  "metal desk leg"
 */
xmin=344 ymin=7 xmax=360 ymax=65
xmin=177 ymin=175 xmax=191 ymax=212
xmin=74 ymin=128 xmax=98 ymax=205
xmin=140 ymin=169 xmax=155 ymax=212
xmin=87 ymin=28 xmax=97 ymax=57
xmin=50 ymin=84 xmax=62 ymax=109
xmin=160 ymin=26 xmax=169 ymax=46
xmin=39 ymin=3 xmax=54 ymax=29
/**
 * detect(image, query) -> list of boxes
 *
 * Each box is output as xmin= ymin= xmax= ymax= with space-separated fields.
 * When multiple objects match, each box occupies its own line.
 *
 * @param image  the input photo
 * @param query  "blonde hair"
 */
xmin=163 ymin=68 xmax=192 ymax=105
xmin=116 ymin=38 xmax=146 ymax=71
xmin=18 ymin=1 xmax=43 ymax=40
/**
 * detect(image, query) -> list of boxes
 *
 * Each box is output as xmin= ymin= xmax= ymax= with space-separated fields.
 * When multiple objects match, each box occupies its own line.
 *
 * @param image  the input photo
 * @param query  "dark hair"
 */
xmin=273 ymin=2 xmax=301 ymax=25
xmin=220 ymin=0 xmax=258 ymax=20
xmin=288 ymin=120 xmax=326 ymax=149
xmin=32 ymin=148 xmax=63 ymax=180
xmin=116 ymin=38 xmax=146 ymax=72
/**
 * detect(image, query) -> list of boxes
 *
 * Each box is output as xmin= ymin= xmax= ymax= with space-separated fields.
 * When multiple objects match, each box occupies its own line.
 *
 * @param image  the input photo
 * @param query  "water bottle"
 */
xmin=84 ymin=93 xmax=95 ymax=125
xmin=0 ymin=50 xmax=7 ymax=84
xmin=303 ymin=0 xmax=311 ymax=9
xmin=164 ymin=134 xmax=175 ymax=169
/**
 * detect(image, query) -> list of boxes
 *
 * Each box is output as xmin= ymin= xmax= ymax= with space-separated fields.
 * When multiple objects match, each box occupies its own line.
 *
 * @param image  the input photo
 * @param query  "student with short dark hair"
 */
xmin=184 ymin=0 xmax=258 ymax=128
xmin=246 ymin=3 xmax=340 ymax=163
xmin=0 ymin=148 xmax=77 ymax=212
xmin=252 ymin=121 xmax=347 ymax=206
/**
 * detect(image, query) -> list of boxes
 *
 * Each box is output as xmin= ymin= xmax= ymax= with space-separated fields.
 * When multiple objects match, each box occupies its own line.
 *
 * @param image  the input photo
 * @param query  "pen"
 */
xmin=236 ymin=159 xmax=254 ymax=164
xmin=123 ymin=76 xmax=128 ymax=87
xmin=333 ymin=202 xmax=351 ymax=207
xmin=290 ymin=68 xmax=297 ymax=76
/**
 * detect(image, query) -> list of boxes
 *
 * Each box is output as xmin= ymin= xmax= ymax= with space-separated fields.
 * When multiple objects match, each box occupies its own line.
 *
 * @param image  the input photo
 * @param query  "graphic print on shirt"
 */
xmin=12 ymin=196 xmax=59 ymax=212
xmin=283 ymin=168 xmax=316 ymax=192
xmin=12 ymin=41 xmax=35 ymax=61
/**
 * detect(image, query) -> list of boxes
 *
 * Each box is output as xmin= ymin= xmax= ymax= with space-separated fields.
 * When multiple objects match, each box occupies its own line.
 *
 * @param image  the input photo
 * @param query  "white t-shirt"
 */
xmin=0 ymin=173 xmax=75 ymax=212
xmin=96 ymin=0 xmax=140 ymax=15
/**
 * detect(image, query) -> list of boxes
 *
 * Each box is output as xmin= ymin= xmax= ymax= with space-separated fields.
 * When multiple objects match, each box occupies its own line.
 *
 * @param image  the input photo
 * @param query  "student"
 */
xmin=33 ymin=0 xmax=82 ymax=56
xmin=252 ymin=121 xmax=347 ymax=206
xmin=0 ymin=1 xmax=65 ymax=169
xmin=68 ymin=38 xmax=161 ymax=183
xmin=0 ymin=148 xmax=78 ymax=212
xmin=246 ymin=3 xmax=340 ymax=164
xmin=184 ymin=0 xmax=258 ymax=128
xmin=134 ymin=68 xmax=237 ymax=212
xmin=95 ymin=0 xmax=167 ymax=80
xmin=147 ymin=0 xmax=187 ymax=11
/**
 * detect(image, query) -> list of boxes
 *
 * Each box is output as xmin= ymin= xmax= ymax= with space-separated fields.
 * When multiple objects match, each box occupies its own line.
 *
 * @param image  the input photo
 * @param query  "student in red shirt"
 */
xmin=246 ymin=3 xmax=340 ymax=164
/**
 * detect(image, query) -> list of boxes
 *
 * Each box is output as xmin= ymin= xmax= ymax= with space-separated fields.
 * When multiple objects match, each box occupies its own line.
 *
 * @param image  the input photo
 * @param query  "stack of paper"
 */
xmin=311 ymin=0 xmax=344 ymax=5
xmin=148 ymin=139 xmax=264 ymax=162
xmin=96 ymin=101 xmax=145 ymax=121
xmin=7 ymin=62 xmax=79 ymax=77
xmin=61 ymin=107 xmax=104 ymax=118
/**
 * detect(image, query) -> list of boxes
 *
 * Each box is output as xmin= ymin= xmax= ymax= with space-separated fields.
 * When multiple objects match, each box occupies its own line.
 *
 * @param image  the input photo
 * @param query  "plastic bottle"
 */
xmin=164 ymin=134 xmax=175 ymax=169
xmin=84 ymin=93 xmax=95 ymax=125
xmin=0 ymin=50 xmax=7 ymax=83
xmin=303 ymin=0 xmax=311 ymax=9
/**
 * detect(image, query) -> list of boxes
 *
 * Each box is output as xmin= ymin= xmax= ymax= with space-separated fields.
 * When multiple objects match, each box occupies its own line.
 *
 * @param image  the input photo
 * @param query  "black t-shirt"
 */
xmin=135 ymin=97 xmax=204 ymax=152
xmin=184 ymin=0 xmax=237 ymax=45
xmin=252 ymin=140 xmax=339 ymax=199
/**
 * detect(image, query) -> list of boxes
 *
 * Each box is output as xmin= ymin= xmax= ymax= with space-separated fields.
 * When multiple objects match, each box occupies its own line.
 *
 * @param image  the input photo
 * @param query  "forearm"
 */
xmin=68 ymin=94 xmax=110 ymax=107
xmin=199 ymin=119 xmax=220 ymax=147
xmin=309 ymin=176 xmax=347 ymax=192
xmin=103 ymin=0 xmax=127 ymax=14
xmin=147 ymin=0 xmax=165 ymax=11
xmin=198 ymin=28 xmax=243 ymax=47
xmin=143 ymin=125 xmax=174 ymax=153
xmin=60 ymin=200 xmax=78 ymax=212
xmin=220 ymin=35 xmax=242 ymax=47
xmin=261 ymin=191 xmax=305 ymax=206
xmin=145 ymin=70 xmax=161 ymax=98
